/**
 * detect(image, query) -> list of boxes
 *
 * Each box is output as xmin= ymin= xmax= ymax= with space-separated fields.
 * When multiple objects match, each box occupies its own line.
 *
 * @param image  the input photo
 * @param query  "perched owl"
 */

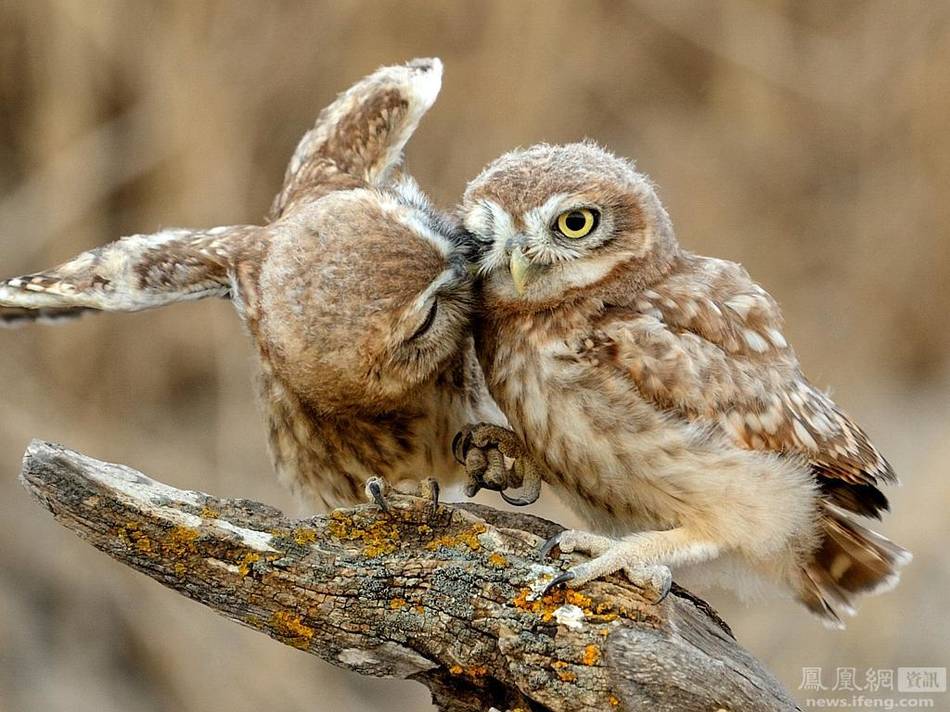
xmin=460 ymin=141 xmax=910 ymax=626
xmin=0 ymin=58 xmax=509 ymax=509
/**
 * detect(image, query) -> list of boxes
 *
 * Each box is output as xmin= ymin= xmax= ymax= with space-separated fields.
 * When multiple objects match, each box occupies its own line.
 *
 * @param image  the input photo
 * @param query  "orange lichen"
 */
xmin=447 ymin=663 xmax=487 ymax=679
xmin=487 ymin=553 xmax=509 ymax=568
xmin=423 ymin=523 xmax=487 ymax=553
xmin=118 ymin=521 xmax=158 ymax=557
xmin=514 ymin=585 xmax=628 ymax=624
xmin=271 ymin=610 xmax=314 ymax=649
xmin=293 ymin=527 xmax=318 ymax=546
xmin=513 ymin=586 xmax=598 ymax=622
xmin=238 ymin=552 xmax=261 ymax=576
xmin=162 ymin=526 xmax=199 ymax=556
xmin=199 ymin=506 xmax=220 ymax=519
xmin=465 ymin=665 xmax=488 ymax=678
xmin=389 ymin=598 xmax=407 ymax=610
xmin=117 ymin=521 xmax=139 ymax=547
xmin=552 ymin=660 xmax=576 ymax=683
xmin=327 ymin=510 xmax=400 ymax=557
xmin=609 ymin=694 xmax=621 ymax=706
xmin=582 ymin=644 xmax=601 ymax=666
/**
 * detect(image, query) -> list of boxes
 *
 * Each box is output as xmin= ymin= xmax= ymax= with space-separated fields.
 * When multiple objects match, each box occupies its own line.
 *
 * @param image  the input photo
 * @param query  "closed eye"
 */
xmin=409 ymin=300 xmax=438 ymax=340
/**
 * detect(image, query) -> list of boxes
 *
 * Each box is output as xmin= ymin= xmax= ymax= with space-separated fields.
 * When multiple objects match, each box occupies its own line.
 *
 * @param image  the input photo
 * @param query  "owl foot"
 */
xmin=540 ymin=530 xmax=672 ymax=604
xmin=453 ymin=423 xmax=543 ymax=506
xmin=364 ymin=476 xmax=391 ymax=513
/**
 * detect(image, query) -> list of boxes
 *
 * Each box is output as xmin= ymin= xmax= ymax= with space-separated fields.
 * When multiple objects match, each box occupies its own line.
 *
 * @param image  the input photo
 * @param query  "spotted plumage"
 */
xmin=1 ymin=58 xmax=503 ymax=509
xmin=462 ymin=141 xmax=909 ymax=625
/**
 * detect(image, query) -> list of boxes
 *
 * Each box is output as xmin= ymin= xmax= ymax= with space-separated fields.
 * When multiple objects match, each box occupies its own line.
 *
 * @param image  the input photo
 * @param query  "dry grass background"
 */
xmin=1 ymin=2 xmax=948 ymax=710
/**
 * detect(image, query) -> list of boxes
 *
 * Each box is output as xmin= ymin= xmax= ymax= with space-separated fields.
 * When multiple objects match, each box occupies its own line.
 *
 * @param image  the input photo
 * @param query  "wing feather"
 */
xmin=269 ymin=58 xmax=443 ymax=219
xmin=593 ymin=254 xmax=895 ymax=516
xmin=0 ymin=225 xmax=259 ymax=320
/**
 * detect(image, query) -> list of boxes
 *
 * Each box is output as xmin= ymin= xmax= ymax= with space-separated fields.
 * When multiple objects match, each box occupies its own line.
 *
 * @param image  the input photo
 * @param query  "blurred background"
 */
xmin=1 ymin=1 xmax=948 ymax=710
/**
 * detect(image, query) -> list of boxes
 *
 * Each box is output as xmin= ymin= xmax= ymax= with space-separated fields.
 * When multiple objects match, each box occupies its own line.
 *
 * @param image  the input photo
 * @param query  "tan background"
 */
xmin=1 ymin=2 xmax=948 ymax=710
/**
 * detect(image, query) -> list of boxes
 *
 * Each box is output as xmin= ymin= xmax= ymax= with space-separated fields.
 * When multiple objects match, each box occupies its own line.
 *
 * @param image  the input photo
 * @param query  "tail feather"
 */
xmin=798 ymin=505 xmax=911 ymax=627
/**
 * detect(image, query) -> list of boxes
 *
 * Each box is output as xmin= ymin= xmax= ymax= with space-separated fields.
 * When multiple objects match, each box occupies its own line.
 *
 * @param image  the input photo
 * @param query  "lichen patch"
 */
xmin=271 ymin=610 xmax=314 ymax=649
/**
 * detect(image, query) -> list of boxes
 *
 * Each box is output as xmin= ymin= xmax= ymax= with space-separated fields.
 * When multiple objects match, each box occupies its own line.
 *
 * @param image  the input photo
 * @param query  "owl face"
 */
xmin=461 ymin=142 xmax=677 ymax=307
xmin=259 ymin=178 xmax=473 ymax=413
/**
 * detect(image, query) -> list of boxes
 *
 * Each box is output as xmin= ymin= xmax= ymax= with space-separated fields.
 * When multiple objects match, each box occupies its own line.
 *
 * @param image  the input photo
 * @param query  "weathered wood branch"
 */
xmin=18 ymin=440 xmax=798 ymax=712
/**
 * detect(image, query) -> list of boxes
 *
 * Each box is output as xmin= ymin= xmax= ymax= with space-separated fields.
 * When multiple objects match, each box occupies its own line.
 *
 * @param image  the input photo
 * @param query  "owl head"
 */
xmin=259 ymin=178 xmax=474 ymax=414
xmin=461 ymin=142 xmax=679 ymax=308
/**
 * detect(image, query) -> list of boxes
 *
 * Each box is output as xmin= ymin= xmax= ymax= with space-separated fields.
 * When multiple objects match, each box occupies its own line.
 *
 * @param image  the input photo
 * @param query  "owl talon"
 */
xmin=500 ymin=489 xmax=534 ymax=507
xmin=418 ymin=477 xmax=441 ymax=519
xmin=364 ymin=477 xmax=390 ymax=513
xmin=539 ymin=532 xmax=564 ymax=559
xmin=451 ymin=429 xmax=471 ymax=465
xmin=424 ymin=478 xmax=440 ymax=508
xmin=499 ymin=465 xmax=542 ymax=507
xmin=542 ymin=571 xmax=575 ymax=596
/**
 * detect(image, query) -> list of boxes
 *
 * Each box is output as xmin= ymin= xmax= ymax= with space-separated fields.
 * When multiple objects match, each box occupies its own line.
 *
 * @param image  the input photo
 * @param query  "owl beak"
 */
xmin=509 ymin=247 xmax=537 ymax=296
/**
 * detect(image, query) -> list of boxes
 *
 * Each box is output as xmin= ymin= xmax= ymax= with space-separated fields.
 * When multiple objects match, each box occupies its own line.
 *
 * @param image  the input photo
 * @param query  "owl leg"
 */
xmin=541 ymin=528 xmax=718 ymax=603
xmin=453 ymin=423 xmax=543 ymax=506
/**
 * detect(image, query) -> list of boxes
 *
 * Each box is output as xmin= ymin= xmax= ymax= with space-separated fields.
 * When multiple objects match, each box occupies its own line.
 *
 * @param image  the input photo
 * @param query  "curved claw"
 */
xmin=366 ymin=479 xmax=389 ymax=512
xmin=499 ymin=470 xmax=542 ymax=507
xmin=500 ymin=489 xmax=535 ymax=507
xmin=542 ymin=570 xmax=575 ymax=596
xmin=451 ymin=430 xmax=468 ymax=465
xmin=653 ymin=575 xmax=672 ymax=604
xmin=539 ymin=532 xmax=564 ymax=559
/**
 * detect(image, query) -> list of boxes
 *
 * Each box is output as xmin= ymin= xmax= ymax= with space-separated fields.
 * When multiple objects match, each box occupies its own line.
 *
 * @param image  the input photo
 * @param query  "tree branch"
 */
xmin=18 ymin=440 xmax=798 ymax=712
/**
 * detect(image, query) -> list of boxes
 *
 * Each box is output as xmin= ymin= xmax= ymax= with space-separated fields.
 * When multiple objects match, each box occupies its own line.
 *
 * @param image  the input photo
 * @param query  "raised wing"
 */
xmin=593 ymin=253 xmax=896 ymax=518
xmin=0 ymin=225 xmax=260 ymax=326
xmin=269 ymin=57 xmax=443 ymax=219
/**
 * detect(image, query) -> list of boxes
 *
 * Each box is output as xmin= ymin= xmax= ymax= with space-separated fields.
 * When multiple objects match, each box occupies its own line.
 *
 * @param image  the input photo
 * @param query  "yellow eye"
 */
xmin=555 ymin=208 xmax=598 ymax=238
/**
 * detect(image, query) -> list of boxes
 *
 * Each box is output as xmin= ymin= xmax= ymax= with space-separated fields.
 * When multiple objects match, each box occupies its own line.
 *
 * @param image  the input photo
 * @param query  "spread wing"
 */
xmin=269 ymin=57 xmax=443 ymax=219
xmin=0 ymin=225 xmax=260 ymax=326
xmin=594 ymin=254 xmax=896 ymax=518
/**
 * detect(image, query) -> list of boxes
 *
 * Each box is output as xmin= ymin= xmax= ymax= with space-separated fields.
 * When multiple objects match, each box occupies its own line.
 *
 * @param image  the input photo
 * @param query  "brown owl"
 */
xmin=460 ymin=141 xmax=910 ymax=626
xmin=0 ymin=58 xmax=510 ymax=510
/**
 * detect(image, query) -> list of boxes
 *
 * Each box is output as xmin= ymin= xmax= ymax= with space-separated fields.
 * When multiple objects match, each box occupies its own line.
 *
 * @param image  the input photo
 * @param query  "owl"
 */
xmin=460 ymin=141 xmax=910 ymax=626
xmin=0 ymin=58 xmax=512 ymax=510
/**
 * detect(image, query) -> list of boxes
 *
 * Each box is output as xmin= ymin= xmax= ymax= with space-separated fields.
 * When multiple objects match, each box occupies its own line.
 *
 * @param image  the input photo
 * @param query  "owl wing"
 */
xmin=269 ymin=58 xmax=443 ymax=219
xmin=0 ymin=225 xmax=260 ymax=326
xmin=594 ymin=256 xmax=895 ymax=518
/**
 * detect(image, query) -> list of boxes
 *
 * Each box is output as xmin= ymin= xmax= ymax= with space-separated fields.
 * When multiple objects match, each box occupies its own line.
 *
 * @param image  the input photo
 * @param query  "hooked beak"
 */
xmin=509 ymin=247 xmax=538 ymax=296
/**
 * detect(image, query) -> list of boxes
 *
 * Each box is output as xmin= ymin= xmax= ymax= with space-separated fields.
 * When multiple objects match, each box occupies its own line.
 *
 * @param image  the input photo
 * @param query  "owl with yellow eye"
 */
xmin=461 ymin=141 xmax=909 ymax=626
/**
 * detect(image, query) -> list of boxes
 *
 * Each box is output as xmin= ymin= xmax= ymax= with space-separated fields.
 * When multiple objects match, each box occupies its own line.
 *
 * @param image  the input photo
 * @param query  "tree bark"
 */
xmin=18 ymin=440 xmax=799 ymax=712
